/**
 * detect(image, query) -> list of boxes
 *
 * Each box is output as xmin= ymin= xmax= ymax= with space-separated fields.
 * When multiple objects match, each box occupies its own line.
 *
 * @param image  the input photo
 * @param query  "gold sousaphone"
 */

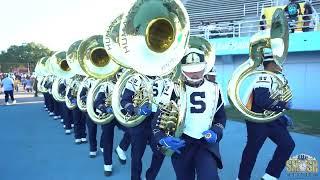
xmin=112 ymin=0 xmax=190 ymax=127
xmin=65 ymin=40 xmax=92 ymax=111
xmin=50 ymin=51 xmax=74 ymax=102
xmin=80 ymin=35 xmax=121 ymax=124
xmin=227 ymin=8 xmax=292 ymax=123
xmin=76 ymin=77 xmax=97 ymax=112
xmin=35 ymin=57 xmax=49 ymax=93
xmin=118 ymin=0 xmax=190 ymax=76
xmin=64 ymin=40 xmax=85 ymax=110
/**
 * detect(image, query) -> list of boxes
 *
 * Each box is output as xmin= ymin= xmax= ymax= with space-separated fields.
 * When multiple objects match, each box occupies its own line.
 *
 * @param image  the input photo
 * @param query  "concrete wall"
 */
xmin=215 ymin=51 xmax=320 ymax=110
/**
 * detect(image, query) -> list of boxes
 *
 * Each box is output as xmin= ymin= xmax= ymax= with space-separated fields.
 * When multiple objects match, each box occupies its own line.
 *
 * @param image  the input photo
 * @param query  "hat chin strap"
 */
xmin=182 ymin=71 xmax=204 ymax=84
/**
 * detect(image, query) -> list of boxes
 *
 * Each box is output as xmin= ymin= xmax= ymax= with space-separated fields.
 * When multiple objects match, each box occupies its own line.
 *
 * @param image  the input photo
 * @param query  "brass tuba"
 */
xmin=76 ymin=77 xmax=97 ymax=112
xmin=35 ymin=57 xmax=50 ymax=93
xmin=86 ymin=79 xmax=116 ymax=124
xmin=65 ymin=40 xmax=88 ymax=110
xmin=227 ymin=8 xmax=292 ymax=123
xmin=112 ymin=69 xmax=154 ymax=127
xmin=112 ymin=0 xmax=190 ymax=127
xmin=65 ymin=75 xmax=84 ymax=110
xmin=38 ymin=56 xmax=55 ymax=93
xmin=103 ymin=14 xmax=132 ymax=68
xmin=119 ymin=0 xmax=190 ymax=76
xmin=62 ymin=40 xmax=85 ymax=110
xmin=79 ymin=35 xmax=121 ymax=124
xmin=50 ymin=51 xmax=74 ymax=102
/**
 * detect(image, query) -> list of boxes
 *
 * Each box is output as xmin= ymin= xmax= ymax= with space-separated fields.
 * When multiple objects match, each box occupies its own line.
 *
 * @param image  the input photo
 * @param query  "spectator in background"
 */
xmin=0 ymin=74 xmax=3 ymax=94
xmin=260 ymin=14 xmax=267 ymax=30
xmin=33 ymin=77 xmax=38 ymax=97
xmin=21 ymin=77 xmax=26 ymax=90
xmin=1 ymin=74 xmax=16 ymax=105
xmin=284 ymin=0 xmax=302 ymax=33
xmin=25 ymin=76 xmax=33 ymax=93
xmin=302 ymin=2 xmax=314 ymax=32
xmin=14 ymin=78 xmax=20 ymax=92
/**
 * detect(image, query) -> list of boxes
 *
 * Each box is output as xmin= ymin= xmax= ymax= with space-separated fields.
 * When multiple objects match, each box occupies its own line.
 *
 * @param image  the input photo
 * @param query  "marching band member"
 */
xmin=152 ymin=48 xmax=227 ymax=180
xmin=121 ymin=74 xmax=171 ymax=180
xmin=43 ymin=88 xmax=49 ymax=111
xmin=44 ymin=77 xmax=55 ymax=116
xmin=237 ymin=55 xmax=295 ymax=180
xmin=93 ymin=81 xmax=130 ymax=176
xmin=78 ymin=85 xmax=104 ymax=158
xmin=67 ymin=85 xmax=87 ymax=144
xmin=59 ymin=80 xmax=73 ymax=134
xmin=53 ymin=95 xmax=62 ymax=120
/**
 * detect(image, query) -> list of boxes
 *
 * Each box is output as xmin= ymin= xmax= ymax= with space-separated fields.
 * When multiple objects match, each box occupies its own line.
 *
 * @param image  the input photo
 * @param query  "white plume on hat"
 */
xmin=183 ymin=48 xmax=205 ymax=64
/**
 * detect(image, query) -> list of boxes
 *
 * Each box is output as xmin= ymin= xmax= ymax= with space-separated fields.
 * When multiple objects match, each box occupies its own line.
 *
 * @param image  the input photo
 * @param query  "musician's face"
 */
xmin=181 ymin=62 xmax=206 ymax=81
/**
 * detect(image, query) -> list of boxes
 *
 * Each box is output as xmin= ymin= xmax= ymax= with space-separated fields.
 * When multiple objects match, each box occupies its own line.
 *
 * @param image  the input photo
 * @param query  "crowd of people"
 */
xmin=260 ymin=0 xmax=316 ymax=33
xmin=0 ymin=72 xmax=37 ymax=105
xmin=196 ymin=0 xmax=317 ymax=38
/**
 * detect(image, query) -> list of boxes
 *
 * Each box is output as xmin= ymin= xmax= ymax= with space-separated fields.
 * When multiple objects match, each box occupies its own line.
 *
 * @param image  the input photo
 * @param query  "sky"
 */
xmin=0 ymin=0 xmax=132 ymax=51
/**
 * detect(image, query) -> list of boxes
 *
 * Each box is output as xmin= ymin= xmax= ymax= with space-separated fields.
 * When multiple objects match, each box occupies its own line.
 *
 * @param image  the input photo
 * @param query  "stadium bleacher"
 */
xmin=184 ymin=0 xmax=273 ymax=28
xmin=184 ymin=0 xmax=320 ymax=38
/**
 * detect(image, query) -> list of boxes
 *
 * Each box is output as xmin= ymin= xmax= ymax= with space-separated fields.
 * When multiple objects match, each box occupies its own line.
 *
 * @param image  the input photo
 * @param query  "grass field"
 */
xmin=226 ymin=107 xmax=320 ymax=136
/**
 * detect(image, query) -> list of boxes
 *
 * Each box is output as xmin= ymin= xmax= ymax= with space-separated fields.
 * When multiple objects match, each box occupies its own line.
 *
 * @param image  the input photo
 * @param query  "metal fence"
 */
xmin=191 ymin=13 xmax=320 ymax=39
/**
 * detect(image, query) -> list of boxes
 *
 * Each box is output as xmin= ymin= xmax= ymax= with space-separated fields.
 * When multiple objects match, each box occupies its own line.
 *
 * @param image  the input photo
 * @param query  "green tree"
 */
xmin=0 ymin=42 xmax=53 ymax=73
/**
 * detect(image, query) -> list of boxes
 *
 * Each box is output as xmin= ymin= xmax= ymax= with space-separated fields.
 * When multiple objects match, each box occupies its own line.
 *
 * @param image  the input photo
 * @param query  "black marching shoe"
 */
xmin=104 ymin=171 xmax=112 ymax=177
xmin=104 ymin=165 xmax=112 ymax=176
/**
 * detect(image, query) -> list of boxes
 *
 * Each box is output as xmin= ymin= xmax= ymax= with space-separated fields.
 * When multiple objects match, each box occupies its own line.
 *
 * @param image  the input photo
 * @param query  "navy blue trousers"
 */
xmin=128 ymin=115 xmax=165 ymax=180
xmin=43 ymin=93 xmax=48 ymax=108
xmin=238 ymin=120 xmax=295 ymax=179
xmin=53 ymin=100 xmax=61 ymax=116
xmin=85 ymin=113 xmax=104 ymax=152
xmin=47 ymin=94 xmax=54 ymax=113
xmin=4 ymin=90 xmax=14 ymax=102
xmin=101 ymin=119 xmax=131 ymax=165
xmin=62 ymin=103 xmax=73 ymax=130
xmin=58 ymin=102 xmax=65 ymax=120
xmin=171 ymin=134 xmax=219 ymax=180
xmin=72 ymin=108 xmax=87 ymax=139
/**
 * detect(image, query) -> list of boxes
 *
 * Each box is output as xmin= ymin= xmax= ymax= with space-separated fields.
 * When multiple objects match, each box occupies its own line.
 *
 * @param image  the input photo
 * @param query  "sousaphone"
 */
xmin=112 ymin=0 xmax=190 ymax=127
xmin=227 ymin=8 xmax=292 ymax=123
xmin=79 ymin=35 xmax=121 ymax=124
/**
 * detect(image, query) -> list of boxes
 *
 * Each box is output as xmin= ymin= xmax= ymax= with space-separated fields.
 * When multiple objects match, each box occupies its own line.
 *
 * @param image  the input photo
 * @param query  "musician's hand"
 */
xmin=80 ymin=95 xmax=87 ymax=102
xmin=202 ymin=130 xmax=217 ymax=144
xmin=96 ymin=104 xmax=107 ymax=113
xmin=138 ymin=103 xmax=152 ymax=116
xmin=105 ymin=106 xmax=113 ymax=114
xmin=159 ymin=136 xmax=185 ymax=154
xmin=125 ymin=103 xmax=135 ymax=116
xmin=71 ymin=99 xmax=77 ymax=105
